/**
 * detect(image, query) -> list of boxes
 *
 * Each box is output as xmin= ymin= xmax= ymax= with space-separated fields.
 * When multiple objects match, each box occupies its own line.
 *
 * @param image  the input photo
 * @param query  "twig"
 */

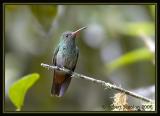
xmin=41 ymin=63 xmax=153 ymax=103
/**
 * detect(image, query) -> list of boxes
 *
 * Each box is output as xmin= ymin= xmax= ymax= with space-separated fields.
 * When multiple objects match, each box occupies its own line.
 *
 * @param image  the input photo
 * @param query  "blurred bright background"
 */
xmin=5 ymin=4 xmax=156 ymax=111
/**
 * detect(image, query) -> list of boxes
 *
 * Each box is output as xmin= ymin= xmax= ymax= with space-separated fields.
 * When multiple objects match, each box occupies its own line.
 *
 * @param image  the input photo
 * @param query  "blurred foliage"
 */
xmin=5 ymin=4 xmax=156 ymax=111
xmin=30 ymin=5 xmax=57 ymax=32
xmin=122 ymin=22 xmax=155 ymax=36
xmin=149 ymin=5 xmax=155 ymax=19
xmin=107 ymin=48 xmax=154 ymax=73
xmin=9 ymin=73 xmax=40 ymax=111
xmin=5 ymin=5 xmax=19 ymax=11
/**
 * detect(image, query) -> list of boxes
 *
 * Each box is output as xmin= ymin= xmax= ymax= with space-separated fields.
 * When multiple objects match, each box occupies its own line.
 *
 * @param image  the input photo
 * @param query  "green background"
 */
xmin=4 ymin=4 xmax=156 ymax=111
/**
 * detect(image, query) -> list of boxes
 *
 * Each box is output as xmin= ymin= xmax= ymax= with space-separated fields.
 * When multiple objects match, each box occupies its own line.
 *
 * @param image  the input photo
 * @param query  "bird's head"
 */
xmin=61 ymin=27 xmax=87 ymax=41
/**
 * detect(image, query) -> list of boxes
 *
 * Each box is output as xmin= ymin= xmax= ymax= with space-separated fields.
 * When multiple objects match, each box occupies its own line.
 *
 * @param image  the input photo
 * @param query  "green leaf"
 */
xmin=107 ymin=48 xmax=154 ymax=73
xmin=122 ymin=22 xmax=155 ymax=36
xmin=30 ymin=5 xmax=57 ymax=32
xmin=9 ymin=73 xmax=40 ymax=111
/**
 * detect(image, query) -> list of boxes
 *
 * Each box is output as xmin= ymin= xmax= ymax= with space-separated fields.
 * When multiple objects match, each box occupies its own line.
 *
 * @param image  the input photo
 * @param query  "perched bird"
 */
xmin=51 ymin=27 xmax=87 ymax=97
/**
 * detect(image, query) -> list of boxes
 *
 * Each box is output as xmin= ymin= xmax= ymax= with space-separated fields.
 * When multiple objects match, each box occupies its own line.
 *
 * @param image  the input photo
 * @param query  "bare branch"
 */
xmin=41 ymin=63 xmax=153 ymax=103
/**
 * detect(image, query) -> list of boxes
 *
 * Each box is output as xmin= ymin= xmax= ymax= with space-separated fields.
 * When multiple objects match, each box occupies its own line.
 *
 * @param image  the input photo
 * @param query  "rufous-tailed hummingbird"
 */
xmin=51 ymin=27 xmax=87 ymax=97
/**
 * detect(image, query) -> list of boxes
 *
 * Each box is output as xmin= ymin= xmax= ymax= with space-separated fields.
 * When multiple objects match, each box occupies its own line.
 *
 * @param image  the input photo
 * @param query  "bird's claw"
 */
xmin=62 ymin=67 xmax=65 ymax=70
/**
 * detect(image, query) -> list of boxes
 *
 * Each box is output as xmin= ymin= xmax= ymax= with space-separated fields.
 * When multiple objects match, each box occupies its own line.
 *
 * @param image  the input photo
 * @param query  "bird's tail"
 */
xmin=51 ymin=71 xmax=71 ymax=97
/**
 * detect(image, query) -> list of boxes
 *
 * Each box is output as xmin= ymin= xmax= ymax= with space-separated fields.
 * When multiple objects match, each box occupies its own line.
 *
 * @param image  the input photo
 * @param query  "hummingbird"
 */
xmin=51 ymin=27 xmax=87 ymax=97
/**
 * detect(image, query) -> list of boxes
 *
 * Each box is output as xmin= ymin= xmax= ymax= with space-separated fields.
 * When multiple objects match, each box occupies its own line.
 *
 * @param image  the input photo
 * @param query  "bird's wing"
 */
xmin=52 ymin=45 xmax=59 ymax=65
xmin=71 ymin=46 xmax=79 ymax=71
xmin=51 ymin=45 xmax=62 ymax=96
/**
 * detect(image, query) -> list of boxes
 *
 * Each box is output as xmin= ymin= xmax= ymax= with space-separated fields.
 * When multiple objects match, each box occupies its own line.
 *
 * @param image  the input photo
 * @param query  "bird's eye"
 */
xmin=65 ymin=34 xmax=69 ymax=38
